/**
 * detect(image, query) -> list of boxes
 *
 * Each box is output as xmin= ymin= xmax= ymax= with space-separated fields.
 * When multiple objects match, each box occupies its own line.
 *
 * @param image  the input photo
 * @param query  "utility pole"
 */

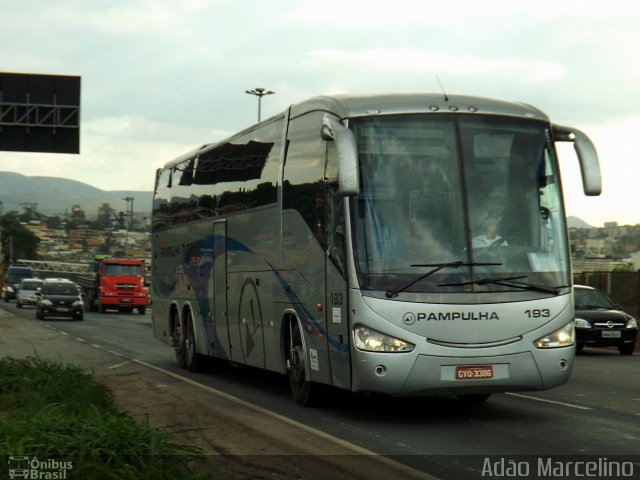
xmin=121 ymin=197 xmax=134 ymax=257
xmin=245 ymin=87 xmax=275 ymax=122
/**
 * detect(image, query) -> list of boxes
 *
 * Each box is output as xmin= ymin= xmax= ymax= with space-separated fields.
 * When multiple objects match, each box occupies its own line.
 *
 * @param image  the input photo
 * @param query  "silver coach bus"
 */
xmin=151 ymin=93 xmax=601 ymax=405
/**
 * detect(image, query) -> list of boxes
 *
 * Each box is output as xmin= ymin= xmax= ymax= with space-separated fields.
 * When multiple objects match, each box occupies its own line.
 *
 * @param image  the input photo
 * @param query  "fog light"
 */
xmin=374 ymin=365 xmax=387 ymax=376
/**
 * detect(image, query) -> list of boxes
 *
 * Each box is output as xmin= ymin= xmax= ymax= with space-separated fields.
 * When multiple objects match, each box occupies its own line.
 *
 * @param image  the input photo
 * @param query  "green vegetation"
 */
xmin=0 ymin=357 xmax=212 ymax=480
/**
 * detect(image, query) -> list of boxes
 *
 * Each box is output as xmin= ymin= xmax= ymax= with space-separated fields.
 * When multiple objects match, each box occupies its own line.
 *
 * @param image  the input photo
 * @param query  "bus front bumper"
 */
xmin=350 ymin=348 xmax=573 ymax=397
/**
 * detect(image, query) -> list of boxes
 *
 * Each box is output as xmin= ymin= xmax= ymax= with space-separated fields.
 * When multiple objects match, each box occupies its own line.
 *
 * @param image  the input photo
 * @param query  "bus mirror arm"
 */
xmin=553 ymin=124 xmax=602 ymax=196
xmin=322 ymin=114 xmax=360 ymax=196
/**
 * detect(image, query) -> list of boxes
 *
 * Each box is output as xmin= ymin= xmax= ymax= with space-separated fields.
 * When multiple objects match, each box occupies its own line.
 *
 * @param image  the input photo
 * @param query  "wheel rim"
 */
xmin=185 ymin=319 xmax=195 ymax=363
xmin=289 ymin=344 xmax=306 ymax=387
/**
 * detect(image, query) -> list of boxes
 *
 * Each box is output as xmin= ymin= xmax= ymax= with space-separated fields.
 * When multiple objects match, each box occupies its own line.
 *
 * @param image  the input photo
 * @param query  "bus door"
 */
xmin=325 ymin=149 xmax=351 ymax=390
xmin=211 ymin=220 xmax=231 ymax=359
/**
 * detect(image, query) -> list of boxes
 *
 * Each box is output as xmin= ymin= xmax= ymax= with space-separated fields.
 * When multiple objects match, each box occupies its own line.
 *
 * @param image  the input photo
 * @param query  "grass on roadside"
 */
xmin=0 ymin=356 xmax=213 ymax=480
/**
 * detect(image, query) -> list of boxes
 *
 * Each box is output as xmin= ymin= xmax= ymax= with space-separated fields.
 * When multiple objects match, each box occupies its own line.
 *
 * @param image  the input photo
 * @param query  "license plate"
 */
xmin=602 ymin=330 xmax=621 ymax=338
xmin=456 ymin=365 xmax=493 ymax=380
xmin=120 ymin=299 xmax=132 ymax=303
xmin=56 ymin=307 xmax=69 ymax=312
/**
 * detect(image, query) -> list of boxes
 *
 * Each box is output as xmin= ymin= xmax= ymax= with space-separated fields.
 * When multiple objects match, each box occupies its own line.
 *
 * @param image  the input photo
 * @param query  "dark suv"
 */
xmin=574 ymin=285 xmax=637 ymax=355
xmin=2 ymin=265 xmax=34 ymax=302
xmin=36 ymin=278 xmax=84 ymax=321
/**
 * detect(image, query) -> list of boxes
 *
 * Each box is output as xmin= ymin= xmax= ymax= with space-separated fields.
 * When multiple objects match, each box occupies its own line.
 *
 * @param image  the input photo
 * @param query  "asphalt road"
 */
xmin=4 ymin=301 xmax=639 ymax=479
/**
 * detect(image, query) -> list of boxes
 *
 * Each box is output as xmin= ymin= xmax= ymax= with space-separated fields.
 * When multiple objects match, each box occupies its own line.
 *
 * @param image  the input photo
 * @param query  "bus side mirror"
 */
xmin=553 ymin=125 xmax=602 ymax=196
xmin=322 ymin=114 xmax=360 ymax=196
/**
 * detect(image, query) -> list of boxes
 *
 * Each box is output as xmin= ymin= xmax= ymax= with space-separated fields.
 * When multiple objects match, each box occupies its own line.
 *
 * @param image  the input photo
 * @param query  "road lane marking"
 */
xmin=108 ymin=360 xmax=131 ymax=369
xmin=126 ymin=357 xmax=438 ymax=480
xmin=506 ymin=392 xmax=592 ymax=410
xmin=52 ymin=331 xmax=438 ymax=480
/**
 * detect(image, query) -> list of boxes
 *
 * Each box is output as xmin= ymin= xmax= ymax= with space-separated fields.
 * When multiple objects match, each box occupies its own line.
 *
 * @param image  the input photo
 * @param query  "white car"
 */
xmin=16 ymin=278 xmax=43 ymax=308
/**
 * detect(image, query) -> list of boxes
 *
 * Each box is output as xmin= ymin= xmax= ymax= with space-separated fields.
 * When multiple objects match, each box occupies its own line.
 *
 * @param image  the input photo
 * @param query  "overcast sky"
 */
xmin=2 ymin=0 xmax=639 ymax=226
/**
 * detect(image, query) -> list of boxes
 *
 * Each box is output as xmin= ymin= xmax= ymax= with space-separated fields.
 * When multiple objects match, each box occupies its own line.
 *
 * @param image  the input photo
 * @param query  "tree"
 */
xmin=1 ymin=211 xmax=40 ymax=262
xmin=95 ymin=203 xmax=115 ymax=230
xmin=46 ymin=216 xmax=63 ymax=229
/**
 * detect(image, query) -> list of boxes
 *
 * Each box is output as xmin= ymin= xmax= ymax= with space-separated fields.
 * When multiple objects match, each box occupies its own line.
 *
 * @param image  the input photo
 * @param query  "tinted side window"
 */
xmin=283 ymin=111 xmax=326 ymax=246
xmin=152 ymin=117 xmax=284 ymax=228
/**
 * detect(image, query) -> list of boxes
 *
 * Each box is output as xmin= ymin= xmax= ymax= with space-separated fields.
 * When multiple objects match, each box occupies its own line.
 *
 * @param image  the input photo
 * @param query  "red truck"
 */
xmin=78 ymin=257 xmax=149 ymax=314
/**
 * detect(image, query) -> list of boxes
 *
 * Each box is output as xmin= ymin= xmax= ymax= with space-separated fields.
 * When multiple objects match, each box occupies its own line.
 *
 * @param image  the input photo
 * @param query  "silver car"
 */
xmin=16 ymin=278 xmax=43 ymax=308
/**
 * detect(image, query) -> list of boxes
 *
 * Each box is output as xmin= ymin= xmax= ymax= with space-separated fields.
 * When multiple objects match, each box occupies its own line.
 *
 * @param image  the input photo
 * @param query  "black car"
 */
xmin=35 ymin=278 xmax=84 ymax=321
xmin=574 ymin=285 xmax=637 ymax=355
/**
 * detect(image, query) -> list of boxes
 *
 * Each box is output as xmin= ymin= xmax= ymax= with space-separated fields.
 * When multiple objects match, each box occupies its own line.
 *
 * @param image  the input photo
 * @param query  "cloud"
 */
xmin=305 ymin=49 xmax=565 ymax=85
xmin=2 ymin=0 xmax=640 ymax=224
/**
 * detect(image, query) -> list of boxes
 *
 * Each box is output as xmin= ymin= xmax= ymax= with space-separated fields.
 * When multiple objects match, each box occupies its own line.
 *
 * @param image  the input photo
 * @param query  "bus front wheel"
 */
xmin=287 ymin=320 xmax=323 ymax=406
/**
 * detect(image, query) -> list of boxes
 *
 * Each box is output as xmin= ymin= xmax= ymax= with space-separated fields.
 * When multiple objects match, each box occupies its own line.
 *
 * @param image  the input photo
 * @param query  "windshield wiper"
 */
xmin=440 ymin=276 xmax=565 ymax=296
xmin=385 ymin=261 xmax=501 ymax=298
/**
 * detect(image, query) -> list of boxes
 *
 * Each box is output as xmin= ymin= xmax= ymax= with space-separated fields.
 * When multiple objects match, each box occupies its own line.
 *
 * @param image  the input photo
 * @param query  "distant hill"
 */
xmin=567 ymin=216 xmax=594 ymax=229
xmin=0 ymin=172 xmax=152 ymax=219
xmin=0 ymin=172 xmax=603 ymax=228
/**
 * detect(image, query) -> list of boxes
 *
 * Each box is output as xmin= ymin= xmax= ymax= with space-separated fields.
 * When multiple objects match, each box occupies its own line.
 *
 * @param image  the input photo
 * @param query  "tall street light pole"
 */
xmin=245 ymin=87 xmax=274 ymax=122
xmin=122 ymin=196 xmax=134 ymax=258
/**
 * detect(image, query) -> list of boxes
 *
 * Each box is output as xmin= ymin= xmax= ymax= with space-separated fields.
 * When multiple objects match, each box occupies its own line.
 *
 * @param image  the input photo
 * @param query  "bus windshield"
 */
xmin=349 ymin=114 xmax=569 ymax=298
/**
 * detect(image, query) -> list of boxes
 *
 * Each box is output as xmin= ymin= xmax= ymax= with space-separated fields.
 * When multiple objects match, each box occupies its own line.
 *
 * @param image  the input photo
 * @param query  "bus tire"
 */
xmin=173 ymin=315 xmax=188 ymax=369
xmin=184 ymin=312 xmax=206 ymax=372
xmin=287 ymin=319 xmax=323 ymax=406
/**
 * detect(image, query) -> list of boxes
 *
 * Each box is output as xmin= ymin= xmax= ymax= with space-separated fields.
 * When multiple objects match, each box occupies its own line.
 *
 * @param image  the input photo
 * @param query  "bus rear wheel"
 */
xmin=173 ymin=316 xmax=187 ymax=368
xmin=184 ymin=312 xmax=206 ymax=372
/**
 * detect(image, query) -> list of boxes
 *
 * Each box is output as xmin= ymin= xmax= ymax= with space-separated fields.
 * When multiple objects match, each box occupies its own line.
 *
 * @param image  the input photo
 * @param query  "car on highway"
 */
xmin=35 ymin=278 xmax=84 ymax=321
xmin=2 ymin=265 xmax=35 ymax=302
xmin=574 ymin=284 xmax=638 ymax=355
xmin=16 ymin=278 xmax=43 ymax=308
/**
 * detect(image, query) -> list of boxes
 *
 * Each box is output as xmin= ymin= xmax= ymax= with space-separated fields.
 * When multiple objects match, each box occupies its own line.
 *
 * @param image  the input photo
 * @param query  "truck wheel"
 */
xmin=137 ymin=307 xmax=146 ymax=315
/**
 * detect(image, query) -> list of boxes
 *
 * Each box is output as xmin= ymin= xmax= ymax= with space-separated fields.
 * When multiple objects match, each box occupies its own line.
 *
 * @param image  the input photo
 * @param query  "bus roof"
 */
xmin=161 ymin=93 xmax=549 ymax=171
xmin=288 ymin=93 xmax=549 ymax=122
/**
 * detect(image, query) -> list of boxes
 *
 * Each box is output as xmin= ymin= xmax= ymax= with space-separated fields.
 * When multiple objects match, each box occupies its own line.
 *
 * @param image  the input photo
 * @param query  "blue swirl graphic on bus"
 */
xmin=180 ymin=234 xmax=348 ymax=353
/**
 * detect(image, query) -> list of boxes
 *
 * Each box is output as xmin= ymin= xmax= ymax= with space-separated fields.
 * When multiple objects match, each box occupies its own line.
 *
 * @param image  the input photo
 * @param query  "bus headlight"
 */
xmin=354 ymin=325 xmax=415 ymax=353
xmin=534 ymin=322 xmax=575 ymax=349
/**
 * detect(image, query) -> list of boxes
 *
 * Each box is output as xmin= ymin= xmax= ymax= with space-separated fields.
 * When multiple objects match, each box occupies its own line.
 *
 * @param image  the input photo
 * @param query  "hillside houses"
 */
xmin=22 ymin=220 xmax=150 ymax=262
xmin=569 ymin=222 xmax=640 ymax=272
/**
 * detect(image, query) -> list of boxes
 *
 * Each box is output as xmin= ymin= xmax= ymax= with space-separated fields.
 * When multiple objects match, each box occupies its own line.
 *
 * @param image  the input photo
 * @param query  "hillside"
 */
xmin=0 ymin=171 xmax=599 ymax=227
xmin=567 ymin=216 xmax=593 ymax=229
xmin=0 ymin=172 xmax=152 ymax=218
